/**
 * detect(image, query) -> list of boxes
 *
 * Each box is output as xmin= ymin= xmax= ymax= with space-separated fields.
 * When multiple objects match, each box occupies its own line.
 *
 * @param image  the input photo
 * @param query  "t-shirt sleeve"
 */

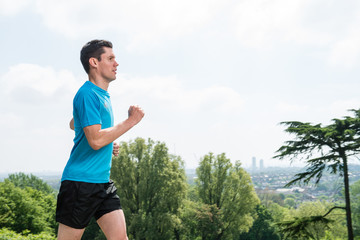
xmin=74 ymin=90 xmax=102 ymax=128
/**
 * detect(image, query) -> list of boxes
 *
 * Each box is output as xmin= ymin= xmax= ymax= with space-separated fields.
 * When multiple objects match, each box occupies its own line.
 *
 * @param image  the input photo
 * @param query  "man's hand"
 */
xmin=128 ymin=105 xmax=145 ymax=126
xmin=113 ymin=142 xmax=120 ymax=157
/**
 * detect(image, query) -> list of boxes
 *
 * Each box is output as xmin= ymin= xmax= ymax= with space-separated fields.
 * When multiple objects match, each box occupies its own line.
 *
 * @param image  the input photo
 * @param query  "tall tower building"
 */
xmin=252 ymin=157 xmax=256 ymax=170
xmin=260 ymin=159 xmax=264 ymax=169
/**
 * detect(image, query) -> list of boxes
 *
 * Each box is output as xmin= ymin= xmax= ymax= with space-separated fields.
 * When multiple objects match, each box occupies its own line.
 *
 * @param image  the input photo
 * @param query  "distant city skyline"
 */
xmin=251 ymin=157 xmax=266 ymax=171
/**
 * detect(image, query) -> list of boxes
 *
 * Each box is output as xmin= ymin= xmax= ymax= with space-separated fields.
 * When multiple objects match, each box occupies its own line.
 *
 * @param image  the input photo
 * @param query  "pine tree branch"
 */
xmin=322 ymin=206 xmax=346 ymax=218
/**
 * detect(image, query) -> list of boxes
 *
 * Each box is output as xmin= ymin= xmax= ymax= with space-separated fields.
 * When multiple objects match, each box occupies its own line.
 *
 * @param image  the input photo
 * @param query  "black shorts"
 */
xmin=56 ymin=180 xmax=122 ymax=229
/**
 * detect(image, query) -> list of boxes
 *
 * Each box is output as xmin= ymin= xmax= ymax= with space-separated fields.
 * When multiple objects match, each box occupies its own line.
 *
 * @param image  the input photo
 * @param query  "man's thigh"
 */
xmin=97 ymin=209 xmax=128 ymax=240
xmin=57 ymin=223 xmax=85 ymax=240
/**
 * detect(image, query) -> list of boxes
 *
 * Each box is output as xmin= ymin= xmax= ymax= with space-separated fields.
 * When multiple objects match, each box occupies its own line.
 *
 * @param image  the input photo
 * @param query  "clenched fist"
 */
xmin=113 ymin=142 xmax=120 ymax=157
xmin=128 ymin=105 xmax=144 ymax=126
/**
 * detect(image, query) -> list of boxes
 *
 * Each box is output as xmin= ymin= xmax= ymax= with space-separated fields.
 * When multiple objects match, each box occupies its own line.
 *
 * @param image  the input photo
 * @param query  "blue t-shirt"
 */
xmin=61 ymin=81 xmax=114 ymax=183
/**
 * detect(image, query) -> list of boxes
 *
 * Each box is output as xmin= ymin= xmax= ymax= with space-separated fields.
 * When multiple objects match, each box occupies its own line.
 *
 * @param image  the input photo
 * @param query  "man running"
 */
xmin=56 ymin=39 xmax=144 ymax=240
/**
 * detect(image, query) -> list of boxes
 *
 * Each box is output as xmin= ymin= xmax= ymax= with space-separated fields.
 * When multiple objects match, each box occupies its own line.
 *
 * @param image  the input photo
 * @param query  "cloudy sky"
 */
xmin=1 ymin=0 xmax=360 ymax=173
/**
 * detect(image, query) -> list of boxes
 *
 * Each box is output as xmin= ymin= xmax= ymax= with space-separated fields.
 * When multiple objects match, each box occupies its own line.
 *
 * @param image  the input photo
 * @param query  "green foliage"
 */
xmin=0 ymin=228 xmax=55 ymax=240
xmin=351 ymin=179 xmax=360 ymax=236
xmin=238 ymin=204 xmax=280 ymax=240
xmin=110 ymin=138 xmax=187 ymax=240
xmin=322 ymin=230 xmax=349 ymax=240
xmin=194 ymin=153 xmax=260 ymax=239
xmin=284 ymin=198 xmax=296 ymax=208
xmin=0 ymin=176 xmax=56 ymax=235
xmin=179 ymin=200 xmax=222 ymax=240
xmin=278 ymin=201 xmax=347 ymax=240
xmin=267 ymin=202 xmax=288 ymax=224
xmin=277 ymin=216 xmax=333 ymax=240
xmin=257 ymin=191 xmax=285 ymax=207
xmin=81 ymin=218 xmax=106 ymax=240
xmin=7 ymin=173 xmax=54 ymax=195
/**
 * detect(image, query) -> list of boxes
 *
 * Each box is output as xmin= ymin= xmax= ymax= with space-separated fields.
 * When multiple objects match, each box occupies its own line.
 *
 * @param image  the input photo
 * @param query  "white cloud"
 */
xmin=35 ymin=0 xmax=107 ymax=38
xmin=34 ymin=0 xmax=226 ymax=51
xmin=276 ymin=102 xmax=309 ymax=113
xmin=329 ymin=27 xmax=360 ymax=68
xmin=1 ymin=63 xmax=79 ymax=97
xmin=328 ymin=100 xmax=360 ymax=117
xmin=232 ymin=0 xmax=333 ymax=48
xmin=5 ymin=0 xmax=360 ymax=68
xmin=113 ymin=74 xmax=244 ymax=113
xmin=0 ymin=0 xmax=31 ymax=16
xmin=232 ymin=0 xmax=360 ymax=67
xmin=274 ymin=99 xmax=360 ymax=126
xmin=16 ymin=0 xmax=360 ymax=67
xmin=0 ymin=64 xmax=78 ymax=172
xmin=0 ymin=113 xmax=23 ymax=129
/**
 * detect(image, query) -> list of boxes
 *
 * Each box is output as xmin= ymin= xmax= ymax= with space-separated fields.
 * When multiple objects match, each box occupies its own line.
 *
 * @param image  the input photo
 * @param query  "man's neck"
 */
xmin=88 ymin=75 xmax=110 ymax=91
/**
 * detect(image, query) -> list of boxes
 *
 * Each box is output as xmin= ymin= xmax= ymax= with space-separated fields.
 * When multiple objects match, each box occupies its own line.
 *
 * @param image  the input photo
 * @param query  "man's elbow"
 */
xmin=69 ymin=118 xmax=75 ymax=130
xmin=88 ymin=140 xmax=102 ymax=151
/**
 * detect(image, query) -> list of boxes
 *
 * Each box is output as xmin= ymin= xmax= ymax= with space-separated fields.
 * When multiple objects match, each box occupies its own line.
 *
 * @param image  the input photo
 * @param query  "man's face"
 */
xmin=97 ymin=47 xmax=119 ymax=82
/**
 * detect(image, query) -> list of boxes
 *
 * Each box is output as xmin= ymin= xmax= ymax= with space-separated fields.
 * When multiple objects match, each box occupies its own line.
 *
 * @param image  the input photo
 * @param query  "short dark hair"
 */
xmin=80 ymin=39 xmax=113 ymax=74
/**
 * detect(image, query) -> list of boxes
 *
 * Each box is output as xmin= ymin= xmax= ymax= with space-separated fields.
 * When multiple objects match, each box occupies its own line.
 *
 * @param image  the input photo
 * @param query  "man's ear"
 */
xmin=89 ymin=58 xmax=97 ymax=68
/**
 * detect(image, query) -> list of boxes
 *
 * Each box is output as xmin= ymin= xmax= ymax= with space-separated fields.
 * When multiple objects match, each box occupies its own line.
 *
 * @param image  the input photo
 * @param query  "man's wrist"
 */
xmin=124 ymin=118 xmax=137 ymax=128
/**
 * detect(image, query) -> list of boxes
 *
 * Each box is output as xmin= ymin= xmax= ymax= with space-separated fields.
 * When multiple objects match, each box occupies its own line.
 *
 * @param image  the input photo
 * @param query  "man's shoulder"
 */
xmin=73 ymin=82 xmax=99 ymax=106
xmin=75 ymin=82 xmax=96 ymax=97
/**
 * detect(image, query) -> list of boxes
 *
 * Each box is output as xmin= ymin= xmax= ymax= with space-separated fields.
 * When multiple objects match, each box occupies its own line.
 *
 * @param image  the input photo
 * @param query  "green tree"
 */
xmin=110 ymin=138 xmax=187 ymax=240
xmin=179 ymin=200 xmax=222 ymax=240
xmin=257 ymin=190 xmax=285 ymax=207
xmin=284 ymin=198 xmax=296 ymax=208
xmin=7 ymin=173 xmax=54 ymax=195
xmin=81 ymin=217 xmax=106 ymax=240
xmin=278 ymin=201 xmax=347 ymax=240
xmin=238 ymin=204 xmax=280 ymax=240
xmin=274 ymin=109 xmax=360 ymax=240
xmin=195 ymin=153 xmax=260 ymax=239
xmin=0 ymin=181 xmax=56 ymax=235
xmin=350 ymin=179 xmax=360 ymax=237
xmin=0 ymin=228 xmax=55 ymax=240
xmin=267 ymin=202 xmax=288 ymax=224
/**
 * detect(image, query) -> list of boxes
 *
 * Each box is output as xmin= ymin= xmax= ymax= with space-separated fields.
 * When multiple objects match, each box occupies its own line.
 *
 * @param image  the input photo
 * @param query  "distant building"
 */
xmin=252 ymin=157 xmax=256 ymax=170
xmin=276 ymin=187 xmax=305 ymax=194
xmin=260 ymin=159 xmax=264 ymax=169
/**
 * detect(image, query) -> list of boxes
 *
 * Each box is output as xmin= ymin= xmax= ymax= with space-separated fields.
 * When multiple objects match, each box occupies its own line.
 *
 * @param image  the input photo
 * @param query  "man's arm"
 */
xmin=69 ymin=118 xmax=75 ymax=130
xmin=84 ymin=105 xmax=144 ymax=150
xmin=68 ymin=117 xmax=129 ymax=155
